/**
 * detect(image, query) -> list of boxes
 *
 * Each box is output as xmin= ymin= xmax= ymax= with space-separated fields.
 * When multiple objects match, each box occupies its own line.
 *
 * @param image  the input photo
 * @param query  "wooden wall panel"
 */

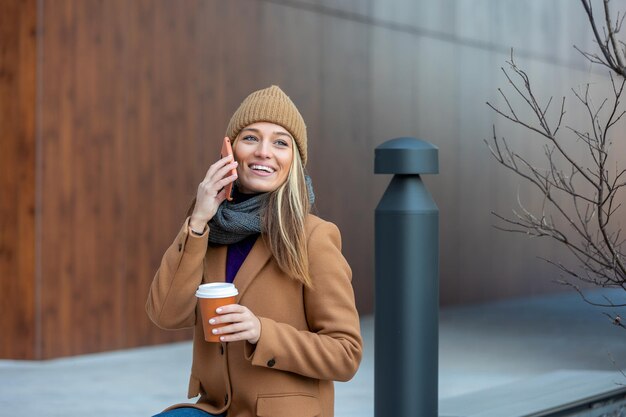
xmin=40 ymin=0 xmax=123 ymax=357
xmin=122 ymin=0 xmax=194 ymax=349
xmin=0 ymin=0 xmax=38 ymax=359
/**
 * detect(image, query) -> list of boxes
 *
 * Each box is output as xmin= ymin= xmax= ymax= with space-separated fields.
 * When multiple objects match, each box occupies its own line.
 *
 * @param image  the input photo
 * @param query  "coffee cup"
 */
xmin=195 ymin=283 xmax=239 ymax=342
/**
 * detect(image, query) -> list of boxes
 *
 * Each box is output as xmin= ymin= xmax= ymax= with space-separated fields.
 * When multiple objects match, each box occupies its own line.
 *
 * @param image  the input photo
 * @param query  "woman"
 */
xmin=146 ymin=85 xmax=363 ymax=417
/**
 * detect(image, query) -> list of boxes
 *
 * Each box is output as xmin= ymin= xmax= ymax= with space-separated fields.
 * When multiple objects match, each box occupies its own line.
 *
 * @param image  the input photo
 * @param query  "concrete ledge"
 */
xmin=440 ymin=370 xmax=626 ymax=417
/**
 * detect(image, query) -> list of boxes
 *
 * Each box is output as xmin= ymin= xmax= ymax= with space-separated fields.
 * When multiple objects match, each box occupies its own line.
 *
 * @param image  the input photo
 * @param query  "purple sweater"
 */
xmin=226 ymin=234 xmax=258 ymax=283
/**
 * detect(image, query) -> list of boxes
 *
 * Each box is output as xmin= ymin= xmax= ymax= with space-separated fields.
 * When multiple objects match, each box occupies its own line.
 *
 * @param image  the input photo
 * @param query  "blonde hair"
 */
xmin=262 ymin=146 xmax=312 ymax=287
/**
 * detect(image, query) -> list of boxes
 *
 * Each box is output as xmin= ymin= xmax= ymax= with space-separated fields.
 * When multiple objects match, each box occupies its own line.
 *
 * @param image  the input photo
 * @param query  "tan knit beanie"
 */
xmin=225 ymin=85 xmax=308 ymax=165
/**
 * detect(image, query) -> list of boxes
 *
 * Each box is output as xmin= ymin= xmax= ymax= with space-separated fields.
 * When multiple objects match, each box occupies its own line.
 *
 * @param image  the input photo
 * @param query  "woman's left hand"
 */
xmin=209 ymin=304 xmax=261 ymax=344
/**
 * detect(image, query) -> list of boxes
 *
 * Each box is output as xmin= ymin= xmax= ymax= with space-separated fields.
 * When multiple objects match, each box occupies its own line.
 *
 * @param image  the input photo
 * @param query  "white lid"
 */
xmin=195 ymin=282 xmax=238 ymax=298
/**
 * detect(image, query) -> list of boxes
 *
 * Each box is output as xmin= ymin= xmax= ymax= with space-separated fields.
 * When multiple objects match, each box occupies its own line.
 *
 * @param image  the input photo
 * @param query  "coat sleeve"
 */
xmin=146 ymin=217 xmax=208 ymax=330
xmin=245 ymin=220 xmax=363 ymax=382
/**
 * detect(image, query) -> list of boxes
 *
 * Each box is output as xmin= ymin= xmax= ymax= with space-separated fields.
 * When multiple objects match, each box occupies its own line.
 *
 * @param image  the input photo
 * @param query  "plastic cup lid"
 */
xmin=195 ymin=282 xmax=238 ymax=298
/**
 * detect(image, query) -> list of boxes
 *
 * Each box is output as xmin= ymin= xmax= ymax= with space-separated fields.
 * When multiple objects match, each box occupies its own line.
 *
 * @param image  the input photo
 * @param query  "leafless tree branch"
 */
xmin=579 ymin=0 xmax=626 ymax=76
xmin=487 ymin=1 xmax=626 ymax=334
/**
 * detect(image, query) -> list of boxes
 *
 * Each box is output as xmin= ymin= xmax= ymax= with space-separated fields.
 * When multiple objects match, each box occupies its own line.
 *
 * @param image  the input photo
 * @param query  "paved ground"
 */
xmin=2 ymin=289 xmax=626 ymax=416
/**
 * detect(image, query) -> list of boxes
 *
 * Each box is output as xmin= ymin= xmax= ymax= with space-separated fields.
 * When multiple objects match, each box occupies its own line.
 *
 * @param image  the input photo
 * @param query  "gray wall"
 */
xmin=360 ymin=0 xmax=625 ymax=305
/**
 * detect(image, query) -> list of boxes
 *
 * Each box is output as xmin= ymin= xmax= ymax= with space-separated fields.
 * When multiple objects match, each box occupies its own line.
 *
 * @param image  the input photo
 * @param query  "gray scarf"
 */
xmin=208 ymin=176 xmax=315 ymax=245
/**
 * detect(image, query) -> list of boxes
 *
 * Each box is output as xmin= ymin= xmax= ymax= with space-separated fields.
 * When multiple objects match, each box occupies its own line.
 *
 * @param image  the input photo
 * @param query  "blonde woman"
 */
xmin=147 ymin=86 xmax=362 ymax=417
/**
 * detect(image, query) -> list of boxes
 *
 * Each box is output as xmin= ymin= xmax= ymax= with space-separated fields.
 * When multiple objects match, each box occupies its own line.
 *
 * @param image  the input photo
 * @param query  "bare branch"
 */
xmin=556 ymin=279 xmax=626 ymax=306
xmin=487 ymin=2 xmax=626 ymax=316
xmin=579 ymin=0 xmax=626 ymax=76
xmin=605 ymin=0 xmax=626 ymax=71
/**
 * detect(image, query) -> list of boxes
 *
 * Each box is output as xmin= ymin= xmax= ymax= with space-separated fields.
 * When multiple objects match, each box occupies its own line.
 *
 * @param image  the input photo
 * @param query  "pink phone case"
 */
xmin=221 ymin=137 xmax=236 ymax=201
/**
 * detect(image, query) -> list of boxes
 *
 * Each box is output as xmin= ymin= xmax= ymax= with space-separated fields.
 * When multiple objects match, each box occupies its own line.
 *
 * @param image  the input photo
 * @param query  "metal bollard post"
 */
xmin=374 ymin=137 xmax=439 ymax=417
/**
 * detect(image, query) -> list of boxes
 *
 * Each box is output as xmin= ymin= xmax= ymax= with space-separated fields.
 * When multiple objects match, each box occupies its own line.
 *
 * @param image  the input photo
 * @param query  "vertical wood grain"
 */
xmin=0 ymin=0 xmax=38 ymax=359
xmin=40 ymin=0 xmax=131 ymax=357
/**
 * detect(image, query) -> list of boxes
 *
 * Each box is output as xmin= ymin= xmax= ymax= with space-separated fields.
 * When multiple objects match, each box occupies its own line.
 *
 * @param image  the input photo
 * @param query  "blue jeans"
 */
xmin=152 ymin=407 xmax=225 ymax=417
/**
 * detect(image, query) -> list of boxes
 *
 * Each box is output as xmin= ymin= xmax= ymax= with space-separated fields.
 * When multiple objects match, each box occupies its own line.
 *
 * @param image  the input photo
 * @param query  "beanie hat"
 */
xmin=225 ymin=85 xmax=308 ymax=165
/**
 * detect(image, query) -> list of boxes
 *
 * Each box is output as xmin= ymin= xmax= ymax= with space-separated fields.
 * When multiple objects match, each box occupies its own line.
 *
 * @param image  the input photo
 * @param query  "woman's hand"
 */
xmin=189 ymin=148 xmax=238 ymax=231
xmin=209 ymin=304 xmax=261 ymax=344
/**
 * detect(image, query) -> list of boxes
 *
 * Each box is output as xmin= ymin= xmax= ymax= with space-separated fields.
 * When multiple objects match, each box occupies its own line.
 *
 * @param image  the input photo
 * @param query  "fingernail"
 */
xmin=220 ymin=336 xmax=225 ymax=341
xmin=212 ymin=329 xmax=218 ymax=334
xmin=209 ymin=319 xmax=215 ymax=324
xmin=216 ymin=308 xmax=222 ymax=313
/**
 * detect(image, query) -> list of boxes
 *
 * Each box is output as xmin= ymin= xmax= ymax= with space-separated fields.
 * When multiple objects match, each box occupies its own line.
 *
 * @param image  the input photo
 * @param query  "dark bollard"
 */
xmin=374 ymin=137 xmax=439 ymax=417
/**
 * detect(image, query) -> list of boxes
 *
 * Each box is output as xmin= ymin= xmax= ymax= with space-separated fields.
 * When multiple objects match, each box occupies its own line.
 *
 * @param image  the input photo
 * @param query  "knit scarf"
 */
xmin=208 ymin=176 xmax=315 ymax=245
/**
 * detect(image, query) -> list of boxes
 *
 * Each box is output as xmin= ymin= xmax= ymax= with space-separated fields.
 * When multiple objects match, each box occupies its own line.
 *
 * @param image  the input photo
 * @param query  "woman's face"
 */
xmin=233 ymin=122 xmax=294 ymax=194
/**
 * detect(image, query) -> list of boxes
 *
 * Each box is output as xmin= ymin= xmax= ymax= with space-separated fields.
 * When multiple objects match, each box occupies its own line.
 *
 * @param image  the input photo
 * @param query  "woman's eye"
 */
xmin=275 ymin=139 xmax=289 ymax=147
xmin=243 ymin=135 xmax=258 ymax=142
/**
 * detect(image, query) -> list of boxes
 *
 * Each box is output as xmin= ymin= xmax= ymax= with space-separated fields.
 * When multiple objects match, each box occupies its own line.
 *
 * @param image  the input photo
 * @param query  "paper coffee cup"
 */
xmin=196 ymin=283 xmax=239 ymax=342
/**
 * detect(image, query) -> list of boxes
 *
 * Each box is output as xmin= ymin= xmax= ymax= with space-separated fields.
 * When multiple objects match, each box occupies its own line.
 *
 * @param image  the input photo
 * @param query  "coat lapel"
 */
xmin=203 ymin=244 xmax=227 ymax=284
xmin=233 ymin=235 xmax=272 ymax=302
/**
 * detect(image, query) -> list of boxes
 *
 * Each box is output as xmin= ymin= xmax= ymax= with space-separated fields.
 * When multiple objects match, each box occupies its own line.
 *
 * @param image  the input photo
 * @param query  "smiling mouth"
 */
xmin=250 ymin=164 xmax=275 ymax=174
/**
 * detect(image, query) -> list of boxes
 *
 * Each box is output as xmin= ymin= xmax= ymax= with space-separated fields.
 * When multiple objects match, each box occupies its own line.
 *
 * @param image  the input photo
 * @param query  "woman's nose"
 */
xmin=254 ymin=141 xmax=271 ymax=158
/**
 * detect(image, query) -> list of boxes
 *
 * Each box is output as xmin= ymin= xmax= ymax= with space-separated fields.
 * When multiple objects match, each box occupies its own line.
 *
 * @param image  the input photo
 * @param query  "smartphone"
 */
xmin=221 ymin=137 xmax=237 ymax=201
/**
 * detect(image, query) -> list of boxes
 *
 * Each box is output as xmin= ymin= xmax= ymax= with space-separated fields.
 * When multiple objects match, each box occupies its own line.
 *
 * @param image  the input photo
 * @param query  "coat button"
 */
xmin=224 ymin=394 xmax=228 ymax=404
xmin=267 ymin=358 xmax=276 ymax=367
xmin=177 ymin=243 xmax=182 ymax=252
xmin=220 ymin=345 xmax=224 ymax=355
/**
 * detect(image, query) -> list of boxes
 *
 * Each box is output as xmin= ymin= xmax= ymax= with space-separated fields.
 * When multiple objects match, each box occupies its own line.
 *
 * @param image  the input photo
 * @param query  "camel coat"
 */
xmin=146 ymin=214 xmax=362 ymax=417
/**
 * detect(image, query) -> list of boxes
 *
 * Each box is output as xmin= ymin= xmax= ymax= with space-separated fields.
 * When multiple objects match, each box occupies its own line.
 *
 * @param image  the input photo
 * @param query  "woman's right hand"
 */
xmin=189 ymin=154 xmax=238 ymax=232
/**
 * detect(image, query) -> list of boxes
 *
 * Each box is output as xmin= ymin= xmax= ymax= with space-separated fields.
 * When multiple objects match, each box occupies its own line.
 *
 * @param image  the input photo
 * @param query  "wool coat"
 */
xmin=146 ymin=214 xmax=363 ymax=417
